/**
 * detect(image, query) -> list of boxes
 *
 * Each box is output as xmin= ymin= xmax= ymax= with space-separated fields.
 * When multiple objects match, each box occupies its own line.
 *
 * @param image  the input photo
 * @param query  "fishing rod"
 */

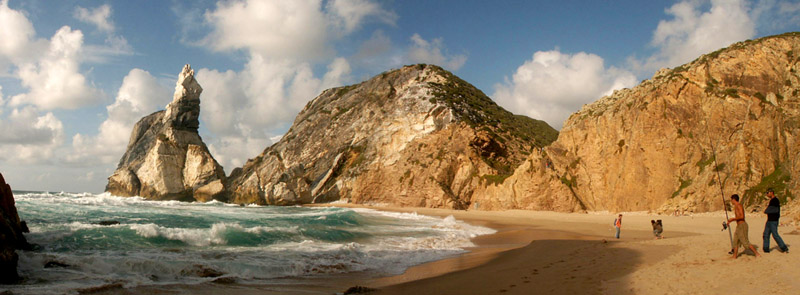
xmin=704 ymin=118 xmax=734 ymax=251
xmin=703 ymin=97 xmax=752 ymax=253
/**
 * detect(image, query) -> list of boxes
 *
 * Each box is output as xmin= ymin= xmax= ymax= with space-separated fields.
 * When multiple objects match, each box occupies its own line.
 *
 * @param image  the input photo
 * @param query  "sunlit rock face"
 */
xmin=226 ymin=64 xmax=558 ymax=208
xmin=489 ymin=33 xmax=800 ymax=215
xmin=106 ymin=65 xmax=227 ymax=202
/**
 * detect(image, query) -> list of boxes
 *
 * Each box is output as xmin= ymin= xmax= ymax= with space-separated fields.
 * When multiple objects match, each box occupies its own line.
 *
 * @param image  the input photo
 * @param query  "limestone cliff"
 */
xmin=106 ymin=65 xmax=227 ymax=202
xmin=485 ymin=33 xmax=800 ymax=215
xmin=227 ymin=64 xmax=558 ymax=208
xmin=0 ymin=172 xmax=31 ymax=284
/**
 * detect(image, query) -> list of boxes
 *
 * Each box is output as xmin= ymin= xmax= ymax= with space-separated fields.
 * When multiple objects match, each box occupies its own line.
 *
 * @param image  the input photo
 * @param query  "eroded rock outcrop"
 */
xmin=106 ymin=65 xmax=227 ymax=202
xmin=0 ymin=173 xmax=31 ymax=284
xmin=486 ymin=33 xmax=800 ymax=215
xmin=227 ymin=64 xmax=559 ymax=208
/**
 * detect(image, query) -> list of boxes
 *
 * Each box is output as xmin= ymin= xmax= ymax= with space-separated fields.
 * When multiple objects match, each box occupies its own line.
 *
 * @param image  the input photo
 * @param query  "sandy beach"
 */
xmin=359 ymin=207 xmax=800 ymax=295
xmin=85 ymin=205 xmax=800 ymax=295
xmin=331 ymin=205 xmax=800 ymax=295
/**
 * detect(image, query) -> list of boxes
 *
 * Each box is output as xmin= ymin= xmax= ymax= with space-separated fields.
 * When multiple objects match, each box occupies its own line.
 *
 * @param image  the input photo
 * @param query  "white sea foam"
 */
xmin=9 ymin=192 xmax=497 ymax=295
xmin=128 ymin=222 xmax=299 ymax=246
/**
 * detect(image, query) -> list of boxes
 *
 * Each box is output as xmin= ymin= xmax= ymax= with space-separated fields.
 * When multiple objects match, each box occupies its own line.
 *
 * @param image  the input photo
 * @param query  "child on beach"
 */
xmin=651 ymin=219 xmax=663 ymax=239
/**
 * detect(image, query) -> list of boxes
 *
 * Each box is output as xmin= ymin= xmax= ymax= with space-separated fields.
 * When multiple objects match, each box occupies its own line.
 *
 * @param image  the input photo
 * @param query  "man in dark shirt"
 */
xmin=763 ymin=188 xmax=789 ymax=253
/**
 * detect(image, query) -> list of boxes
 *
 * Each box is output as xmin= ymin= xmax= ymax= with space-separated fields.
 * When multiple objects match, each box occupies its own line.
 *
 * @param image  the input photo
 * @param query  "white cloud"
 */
xmin=74 ymin=4 xmax=114 ymax=33
xmin=73 ymin=4 xmax=133 ymax=62
xmin=192 ymin=0 xmax=465 ymax=172
xmin=407 ymin=33 xmax=467 ymax=71
xmin=0 ymin=106 xmax=64 ymax=163
xmin=197 ymin=56 xmax=351 ymax=171
xmin=0 ymin=0 xmax=34 ymax=57
xmin=8 ymin=26 xmax=106 ymax=109
xmin=202 ymin=0 xmax=331 ymax=60
xmin=0 ymin=0 xmax=47 ymax=74
xmin=190 ymin=0 xmax=396 ymax=171
xmin=493 ymin=50 xmax=637 ymax=129
xmin=326 ymin=0 xmax=397 ymax=34
xmin=201 ymin=0 xmax=399 ymax=62
xmin=632 ymin=0 xmax=755 ymax=74
xmin=69 ymin=68 xmax=171 ymax=165
xmin=207 ymin=136 xmax=271 ymax=172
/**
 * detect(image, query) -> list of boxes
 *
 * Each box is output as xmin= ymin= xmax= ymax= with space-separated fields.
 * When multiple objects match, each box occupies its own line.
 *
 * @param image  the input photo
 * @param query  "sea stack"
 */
xmin=227 ymin=64 xmax=562 ymax=208
xmin=106 ymin=65 xmax=227 ymax=202
xmin=0 ymin=173 xmax=30 ymax=284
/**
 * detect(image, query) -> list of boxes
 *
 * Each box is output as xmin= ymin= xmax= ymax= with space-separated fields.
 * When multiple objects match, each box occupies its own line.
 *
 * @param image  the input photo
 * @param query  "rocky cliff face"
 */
xmin=486 ymin=33 xmax=800 ymax=215
xmin=106 ymin=65 xmax=227 ymax=202
xmin=0 ymin=172 xmax=31 ymax=284
xmin=227 ymin=64 xmax=558 ymax=208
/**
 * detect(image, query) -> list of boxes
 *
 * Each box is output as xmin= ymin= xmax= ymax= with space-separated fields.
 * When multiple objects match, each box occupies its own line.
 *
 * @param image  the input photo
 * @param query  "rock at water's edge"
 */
xmin=0 ymin=172 xmax=31 ymax=284
xmin=106 ymin=64 xmax=227 ymax=202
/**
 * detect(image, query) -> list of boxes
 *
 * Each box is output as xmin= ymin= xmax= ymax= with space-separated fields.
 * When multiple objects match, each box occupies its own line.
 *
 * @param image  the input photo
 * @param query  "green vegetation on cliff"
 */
xmin=426 ymin=66 xmax=559 ymax=148
xmin=744 ymin=163 xmax=793 ymax=207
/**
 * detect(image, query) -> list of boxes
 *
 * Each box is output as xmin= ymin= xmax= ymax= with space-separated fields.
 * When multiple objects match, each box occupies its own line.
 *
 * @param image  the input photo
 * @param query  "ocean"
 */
xmin=6 ymin=191 xmax=495 ymax=294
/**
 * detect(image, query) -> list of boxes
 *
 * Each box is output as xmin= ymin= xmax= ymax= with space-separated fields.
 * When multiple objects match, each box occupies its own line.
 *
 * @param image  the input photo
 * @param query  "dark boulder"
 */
xmin=95 ymin=220 xmax=120 ymax=226
xmin=0 ymin=172 xmax=31 ymax=284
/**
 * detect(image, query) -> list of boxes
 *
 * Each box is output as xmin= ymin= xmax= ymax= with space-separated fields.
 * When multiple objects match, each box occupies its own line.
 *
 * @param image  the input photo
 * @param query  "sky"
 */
xmin=1 ymin=0 xmax=799 ymax=193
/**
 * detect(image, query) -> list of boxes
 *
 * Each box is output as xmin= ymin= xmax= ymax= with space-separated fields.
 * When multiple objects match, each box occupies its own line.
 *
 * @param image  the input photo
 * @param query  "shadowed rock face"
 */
xmin=227 ymin=64 xmax=559 ymax=208
xmin=0 ymin=173 xmax=31 ymax=284
xmin=106 ymin=65 xmax=227 ymax=202
xmin=483 ymin=33 xmax=800 ymax=215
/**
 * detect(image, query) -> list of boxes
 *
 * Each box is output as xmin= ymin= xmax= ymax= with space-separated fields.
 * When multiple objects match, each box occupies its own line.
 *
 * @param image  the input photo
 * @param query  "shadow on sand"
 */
xmin=372 ymin=237 xmax=678 ymax=295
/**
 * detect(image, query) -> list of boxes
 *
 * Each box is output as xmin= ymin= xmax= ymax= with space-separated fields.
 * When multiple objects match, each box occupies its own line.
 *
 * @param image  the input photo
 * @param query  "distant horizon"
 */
xmin=1 ymin=0 xmax=799 ymax=192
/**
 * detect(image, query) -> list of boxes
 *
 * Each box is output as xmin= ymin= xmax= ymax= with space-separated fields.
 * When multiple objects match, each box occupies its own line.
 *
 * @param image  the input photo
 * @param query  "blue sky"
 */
xmin=1 ymin=0 xmax=799 ymax=192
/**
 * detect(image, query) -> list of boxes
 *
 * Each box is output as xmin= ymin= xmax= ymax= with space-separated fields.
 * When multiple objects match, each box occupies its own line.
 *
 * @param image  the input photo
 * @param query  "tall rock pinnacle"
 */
xmin=106 ymin=64 xmax=227 ymax=202
xmin=164 ymin=64 xmax=202 ymax=130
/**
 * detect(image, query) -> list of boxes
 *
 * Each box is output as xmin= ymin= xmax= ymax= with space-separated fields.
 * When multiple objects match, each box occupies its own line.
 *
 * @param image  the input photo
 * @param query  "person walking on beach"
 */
xmin=763 ymin=188 xmax=789 ymax=253
xmin=614 ymin=214 xmax=622 ymax=239
xmin=727 ymin=194 xmax=760 ymax=259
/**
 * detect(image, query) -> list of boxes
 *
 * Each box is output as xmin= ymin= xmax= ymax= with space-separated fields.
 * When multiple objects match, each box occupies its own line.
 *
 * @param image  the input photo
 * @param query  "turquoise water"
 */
xmin=6 ymin=191 xmax=493 ymax=294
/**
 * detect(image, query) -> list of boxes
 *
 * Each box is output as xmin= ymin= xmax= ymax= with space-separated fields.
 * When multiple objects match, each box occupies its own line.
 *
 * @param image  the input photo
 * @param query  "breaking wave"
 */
xmin=8 ymin=191 xmax=495 ymax=294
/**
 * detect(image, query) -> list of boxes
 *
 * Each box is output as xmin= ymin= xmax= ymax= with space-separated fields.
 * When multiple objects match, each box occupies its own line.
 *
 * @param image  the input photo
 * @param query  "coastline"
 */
xmin=326 ymin=205 xmax=690 ymax=294
xmin=82 ymin=205 xmax=800 ymax=295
